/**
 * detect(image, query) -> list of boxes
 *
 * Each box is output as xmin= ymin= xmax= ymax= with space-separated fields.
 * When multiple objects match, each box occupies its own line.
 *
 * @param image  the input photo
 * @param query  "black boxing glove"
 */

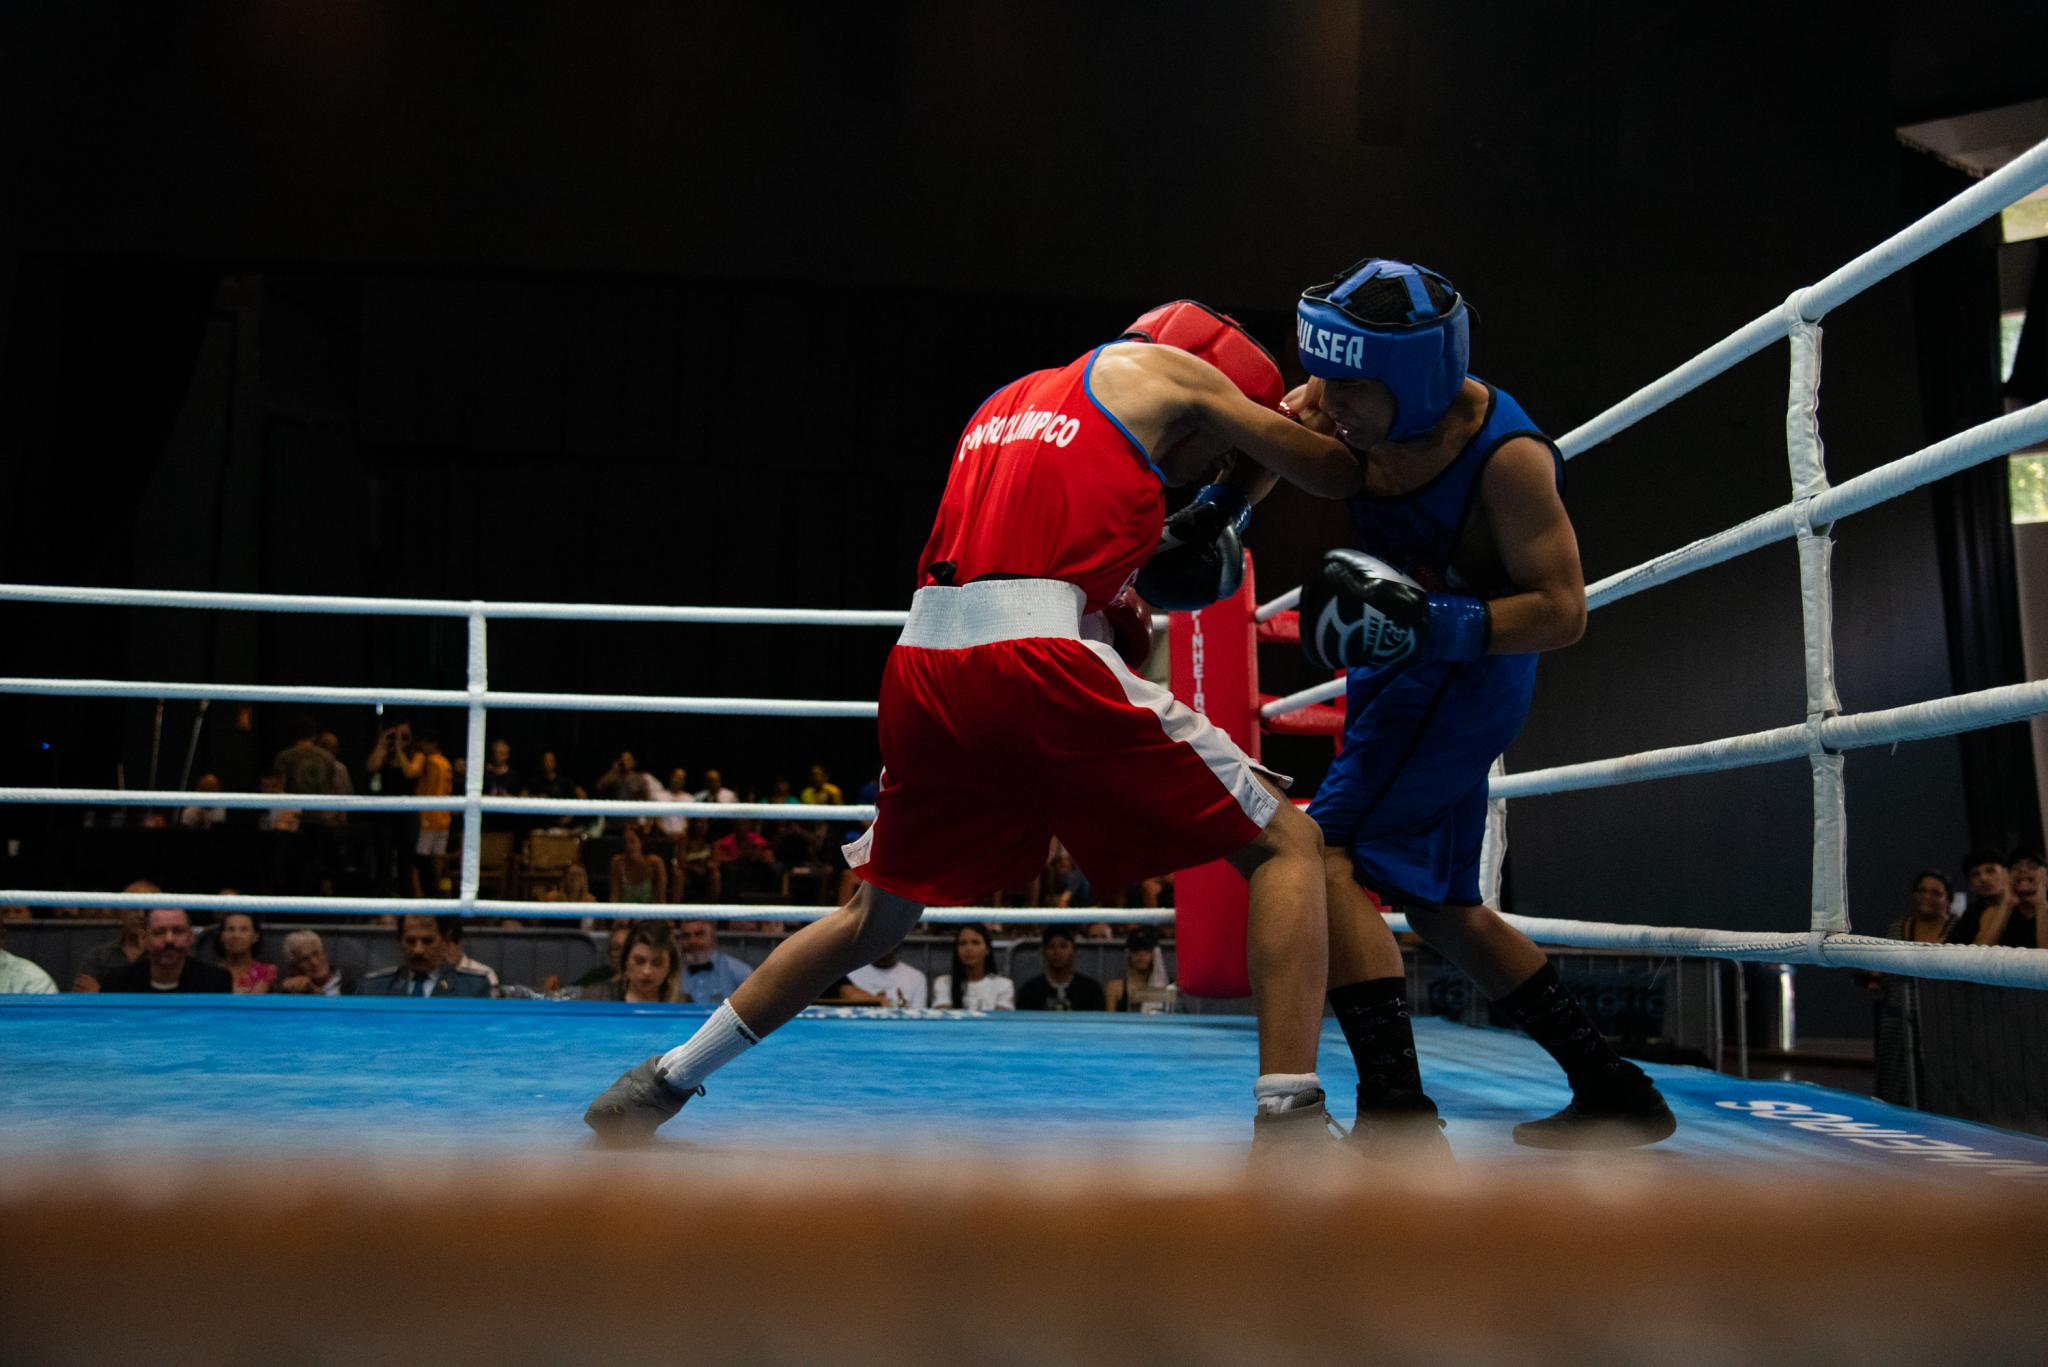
xmin=1134 ymin=484 xmax=1252 ymax=612
xmin=1300 ymin=549 xmax=1490 ymax=670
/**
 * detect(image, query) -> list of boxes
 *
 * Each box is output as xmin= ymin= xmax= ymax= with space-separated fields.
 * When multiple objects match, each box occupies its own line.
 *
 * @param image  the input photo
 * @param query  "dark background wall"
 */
xmin=2 ymin=1 xmax=2042 ymax=1034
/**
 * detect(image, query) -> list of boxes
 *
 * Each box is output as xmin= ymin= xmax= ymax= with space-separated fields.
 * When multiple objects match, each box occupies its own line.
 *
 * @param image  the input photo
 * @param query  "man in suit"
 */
xmin=360 ymin=915 xmax=493 ymax=998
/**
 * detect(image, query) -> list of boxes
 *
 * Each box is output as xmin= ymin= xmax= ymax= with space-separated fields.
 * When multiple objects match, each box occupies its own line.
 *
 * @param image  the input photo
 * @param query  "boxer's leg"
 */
xmin=1406 ymin=900 xmax=1674 ymax=1149
xmin=584 ymin=880 xmax=923 ymax=1145
xmin=1225 ymin=787 xmax=1328 ymax=1078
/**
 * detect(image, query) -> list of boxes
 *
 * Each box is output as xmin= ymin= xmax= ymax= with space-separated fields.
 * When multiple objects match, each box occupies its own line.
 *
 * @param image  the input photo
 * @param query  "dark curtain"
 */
xmin=1906 ymin=155 xmax=2042 ymax=852
xmin=0 ymin=256 xmax=217 ymax=792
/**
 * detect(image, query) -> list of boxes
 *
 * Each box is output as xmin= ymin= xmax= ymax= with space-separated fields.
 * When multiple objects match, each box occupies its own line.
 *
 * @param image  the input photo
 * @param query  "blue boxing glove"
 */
xmin=1133 ymin=483 xmax=1254 ymax=612
xmin=1300 ymin=548 xmax=1490 ymax=670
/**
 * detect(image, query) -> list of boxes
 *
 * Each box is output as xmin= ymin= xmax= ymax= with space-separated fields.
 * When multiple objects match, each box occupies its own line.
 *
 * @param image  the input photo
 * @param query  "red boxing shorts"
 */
xmin=845 ymin=579 xmax=1282 ymax=906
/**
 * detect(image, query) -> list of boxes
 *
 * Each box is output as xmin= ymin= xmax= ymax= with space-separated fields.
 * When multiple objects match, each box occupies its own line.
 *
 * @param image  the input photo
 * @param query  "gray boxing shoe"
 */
xmin=1249 ymin=1089 xmax=1344 ymax=1166
xmin=583 ymin=1055 xmax=701 ymax=1147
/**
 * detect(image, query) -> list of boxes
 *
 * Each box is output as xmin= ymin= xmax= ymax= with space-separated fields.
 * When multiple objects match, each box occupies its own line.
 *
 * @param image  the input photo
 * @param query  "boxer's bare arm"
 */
xmin=1478 ymin=437 xmax=1586 ymax=654
xmin=1091 ymin=343 xmax=1361 ymax=498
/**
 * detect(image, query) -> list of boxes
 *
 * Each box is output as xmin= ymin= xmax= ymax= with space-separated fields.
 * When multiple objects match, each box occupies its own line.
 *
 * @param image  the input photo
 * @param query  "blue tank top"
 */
xmin=1345 ymin=380 xmax=1562 ymax=595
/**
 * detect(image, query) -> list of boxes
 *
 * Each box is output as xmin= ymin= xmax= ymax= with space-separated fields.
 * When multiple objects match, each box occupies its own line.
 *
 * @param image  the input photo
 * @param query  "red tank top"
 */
xmin=915 ymin=346 xmax=1164 ymax=614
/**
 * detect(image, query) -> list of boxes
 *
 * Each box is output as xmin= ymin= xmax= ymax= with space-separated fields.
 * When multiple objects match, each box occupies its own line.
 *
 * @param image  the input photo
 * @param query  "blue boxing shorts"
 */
xmin=1308 ymin=651 xmax=1539 ymax=909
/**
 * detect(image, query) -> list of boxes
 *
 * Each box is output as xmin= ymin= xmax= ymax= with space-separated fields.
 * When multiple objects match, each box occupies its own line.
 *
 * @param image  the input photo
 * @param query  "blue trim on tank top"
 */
xmin=1081 ymin=344 xmax=1167 ymax=484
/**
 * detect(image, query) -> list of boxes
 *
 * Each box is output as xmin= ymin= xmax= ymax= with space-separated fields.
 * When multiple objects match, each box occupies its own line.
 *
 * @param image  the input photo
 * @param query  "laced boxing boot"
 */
xmin=1500 ymin=965 xmax=1677 ymax=1149
xmin=583 ymin=1055 xmax=702 ymax=1147
xmin=1511 ymin=1084 xmax=1677 ymax=1150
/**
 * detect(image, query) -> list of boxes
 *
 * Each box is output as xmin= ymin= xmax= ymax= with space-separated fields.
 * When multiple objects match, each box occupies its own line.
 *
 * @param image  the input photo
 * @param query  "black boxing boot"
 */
xmin=1498 ymin=965 xmax=1677 ymax=1150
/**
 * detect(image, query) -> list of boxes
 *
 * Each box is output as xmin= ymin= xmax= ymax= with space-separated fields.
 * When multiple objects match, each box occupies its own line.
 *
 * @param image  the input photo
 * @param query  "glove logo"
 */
xmin=1312 ymin=597 xmax=1416 ymax=668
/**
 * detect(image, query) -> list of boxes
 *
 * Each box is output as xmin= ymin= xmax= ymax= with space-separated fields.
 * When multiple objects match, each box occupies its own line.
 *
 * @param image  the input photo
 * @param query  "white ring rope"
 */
xmin=0 ymin=888 xmax=1173 ymax=927
xmin=0 ymin=677 xmax=878 ymax=718
xmin=0 ymin=788 xmax=878 ymax=821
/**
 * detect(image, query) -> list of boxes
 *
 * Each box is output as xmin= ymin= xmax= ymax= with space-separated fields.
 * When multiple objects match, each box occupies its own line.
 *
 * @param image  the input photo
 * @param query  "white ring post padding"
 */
xmin=0 ymin=788 xmax=880 ymax=821
xmin=0 ymin=678 xmax=880 ymax=718
xmin=1555 ymin=136 xmax=2048 ymax=462
xmin=0 ymin=888 xmax=1175 ymax=927
xmin=460 ymin=604 xmax=488 ymax=903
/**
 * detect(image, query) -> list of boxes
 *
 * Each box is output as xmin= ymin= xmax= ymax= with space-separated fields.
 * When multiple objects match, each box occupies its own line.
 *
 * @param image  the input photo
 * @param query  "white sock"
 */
xmin=658 ymin=1002 xmax=760 ymax=1091
xmin=1254 ymin=1072 xmax=1324 ymax=1115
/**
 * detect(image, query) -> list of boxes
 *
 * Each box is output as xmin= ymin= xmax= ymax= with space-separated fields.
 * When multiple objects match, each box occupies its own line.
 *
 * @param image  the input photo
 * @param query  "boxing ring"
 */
xmin=5 ymin=138 xmax=2048 ymax=1366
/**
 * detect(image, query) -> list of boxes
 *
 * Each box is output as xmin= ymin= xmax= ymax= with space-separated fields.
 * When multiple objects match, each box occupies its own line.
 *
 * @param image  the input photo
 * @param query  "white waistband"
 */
xmin=898 ymin=580 xmax=1087 ymax=648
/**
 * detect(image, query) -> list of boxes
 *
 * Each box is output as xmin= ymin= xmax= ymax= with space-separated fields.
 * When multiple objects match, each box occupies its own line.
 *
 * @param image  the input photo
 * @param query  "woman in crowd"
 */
xmin=584 ymin=924 xmax=681 ymax=1004
xmin=609 ymin=824 xmax=667 ymax=905
xmin=216 ymin=910 xmax=277 ymax=994
xmin=1104 ymin=927 xmax=1172 ymax=1014
xmin=1867 ymin=870 xmax=1955 ymax=1107
xmin=932 ymin=922 xmax=1014 ymax=1010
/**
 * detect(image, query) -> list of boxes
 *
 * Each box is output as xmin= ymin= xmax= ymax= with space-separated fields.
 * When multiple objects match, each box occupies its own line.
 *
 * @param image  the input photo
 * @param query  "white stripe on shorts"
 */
xmin=1077 ymin=640 xmax=1288 ymax=830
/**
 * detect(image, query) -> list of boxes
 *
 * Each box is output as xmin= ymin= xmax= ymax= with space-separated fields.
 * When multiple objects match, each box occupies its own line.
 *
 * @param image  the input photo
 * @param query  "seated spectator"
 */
xmin=1017 ymin=925 xmax=1106 ymax=1011
xmin=0 ymin=920 xmax=57 ymax=994
xmin=1949 ymin=848 xmax=2029 ymax=947
xmin=584 ymin=924 xmax=682 ymax=1004
xmin=609 ymin=824 xmax=667 ymax=905
xmin=595 ymin=751 xmax=651 ymax=802
xmin=846 ymin=949 xmax=929 ymax=1009
xmin=716 ymin=821 xmax=784 ymax=901
xmin=278 ymin=930 xmax=356 ymax=996
xmin=932 ymin=922 xmax=1015 ymax=1010
xmin=675 ymin=919 xmax=754 ymax=1005
xmin=359 ymin=915 xmax=493 ymax=998
xmin=571 ymin=922 xmax=634 ymax=991
xmin=72 ymin=886 xmax=151 ymax=991
xmin=2012 ymin=849 xmax=2047 ymax=948
xmin=1103 ymin=927 xmax=1173 ymax=1014
xmin=177 ymin=774 xmax=227 ymax=829
xmin=671 ymin=817 xmax=720 ymax=903
xmin=543 ymin=860 xmax=597 ymax=904
xmin=766 ymin=777 xmax=802 ymax=805
xmin=481 ymin=738 xmax=520 ymax=796
xmin=1082 ymin=922 xmax=1115 ymax=942
xmin=440 ymin=919 xmax=501 ymax=995
xmin=800 ymin=764 xmax=843 ymax=809
xmin=99 ymin=907 xmax=233 ymax=994
xmin=215 ymin=911 xmax=277 ymax=994
xmin=657 ymin=767 xmax=697 ymax=837
xmin=694 ymin=768 xmax=738 ymax=804
xmin=526 ymin=750 xmax=584 ymax=808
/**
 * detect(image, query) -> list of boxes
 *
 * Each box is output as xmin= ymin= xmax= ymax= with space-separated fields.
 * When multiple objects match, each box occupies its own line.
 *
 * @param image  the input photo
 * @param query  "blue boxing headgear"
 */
xmin=1296 ymin=258 xmax=1470 ymax=441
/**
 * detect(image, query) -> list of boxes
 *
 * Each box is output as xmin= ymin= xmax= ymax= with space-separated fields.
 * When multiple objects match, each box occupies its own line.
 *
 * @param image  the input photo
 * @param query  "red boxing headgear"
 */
xmin=1120 ymin=300 xmax=1286 ymax=410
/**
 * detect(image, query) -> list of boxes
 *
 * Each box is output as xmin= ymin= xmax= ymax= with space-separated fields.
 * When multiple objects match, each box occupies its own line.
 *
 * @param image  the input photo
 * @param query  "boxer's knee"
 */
xmin=846 ymin=879 xmax=923 ymax=960
xmin=1403 ymin=899 xmax=1482 ymax=942
xmin=1232 ymin=797 xmax=1323 ymax=876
